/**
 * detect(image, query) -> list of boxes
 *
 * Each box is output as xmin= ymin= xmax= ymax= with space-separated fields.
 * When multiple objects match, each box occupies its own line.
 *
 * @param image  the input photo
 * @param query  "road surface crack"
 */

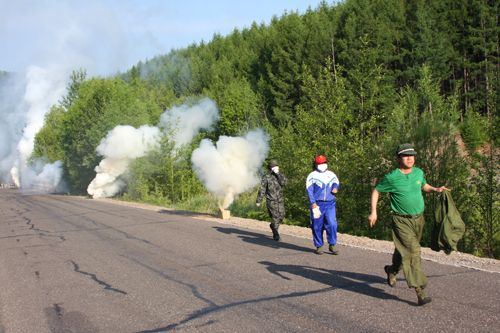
xmin=69 ymin=260 xmax=127 ymax=295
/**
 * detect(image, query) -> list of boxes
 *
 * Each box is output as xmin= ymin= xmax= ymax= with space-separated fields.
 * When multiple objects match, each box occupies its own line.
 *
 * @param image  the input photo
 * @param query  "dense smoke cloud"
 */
xmin=0 ymin=1 xmax=145 ymax=193
xmin=15 ymin=160 xmax=65 ymax=193
xmin=0 ymin=66 xmax=67 ymax=193
xmin=191 ymin=129 xmax=269 ymax=209
xmin=87 ymin=125 xmax=161 ymax=198
xmin=87 ymin=98 xmax=220 ymax=198
xmin=0 ymin=73 xmax=24 ymax=184
xmin=159 ymin=97 xmax=219 ymax=148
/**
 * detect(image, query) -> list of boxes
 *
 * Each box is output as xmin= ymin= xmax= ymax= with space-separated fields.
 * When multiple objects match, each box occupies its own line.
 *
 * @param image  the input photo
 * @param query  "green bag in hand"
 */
xmin=431 ymin=191 xmax=466 ymax=254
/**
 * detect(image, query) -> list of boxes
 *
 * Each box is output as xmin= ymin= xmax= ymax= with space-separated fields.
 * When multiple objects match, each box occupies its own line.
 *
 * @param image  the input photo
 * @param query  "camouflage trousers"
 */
xmin=267 ymin=200 xmax=285 ymax=230
xmin=390 ymin=214 xmax=428 ymax=289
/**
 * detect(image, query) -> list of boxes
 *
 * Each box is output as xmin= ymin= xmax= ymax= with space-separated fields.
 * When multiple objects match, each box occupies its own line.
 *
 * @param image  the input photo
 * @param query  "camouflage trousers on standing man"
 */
xmin=267 ymin=200 xmax=285 ymax=231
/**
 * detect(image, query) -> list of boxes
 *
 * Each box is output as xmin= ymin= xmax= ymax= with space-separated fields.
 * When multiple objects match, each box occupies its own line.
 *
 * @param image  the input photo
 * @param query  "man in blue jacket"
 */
xmin=306 ymin=154 xmax=340 ymax=255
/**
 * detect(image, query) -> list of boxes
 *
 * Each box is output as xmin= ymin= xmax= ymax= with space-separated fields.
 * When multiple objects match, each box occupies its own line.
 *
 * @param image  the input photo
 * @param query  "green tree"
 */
xmin=60 ymin=69 xmax=87 ymax=110
xmin=467 ymin=142 xmax=499 ymax=257
xmin=334 ymin=0 xmax=402 ymax=139
xmin=61 ymin=78 xmax=157 ymax=193
xmin=127 ymin=136 xmax=206 ymax=205
xmin=261 ymin=13 xmax=308 ymax=126
xmin=208 ymin=77 xmax=263 ymax=136
xmin=32 ymin=105 xmax=66 ymax=162
xmin=33 ymin=70 xmax=87 ymax=162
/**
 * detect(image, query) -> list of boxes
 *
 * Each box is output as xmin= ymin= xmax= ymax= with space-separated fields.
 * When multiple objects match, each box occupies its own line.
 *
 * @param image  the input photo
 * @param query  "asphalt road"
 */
xmin=0 ymin=190 xmax=498 ymax=333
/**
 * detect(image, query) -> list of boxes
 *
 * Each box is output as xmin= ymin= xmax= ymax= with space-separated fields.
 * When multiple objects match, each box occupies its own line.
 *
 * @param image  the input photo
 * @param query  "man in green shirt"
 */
xmin=368 ymin=143 xmax=448 ymax=306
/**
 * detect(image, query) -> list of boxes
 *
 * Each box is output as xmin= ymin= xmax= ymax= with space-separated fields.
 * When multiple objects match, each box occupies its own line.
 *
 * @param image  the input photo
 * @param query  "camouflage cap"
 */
xmin=268 ymin=159 xmax=279 ymax=168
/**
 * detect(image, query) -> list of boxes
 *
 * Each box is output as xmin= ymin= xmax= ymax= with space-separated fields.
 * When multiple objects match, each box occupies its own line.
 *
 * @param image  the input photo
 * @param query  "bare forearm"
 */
xmin=423 ymin=184 xmax=449 ymax=193
xmin=368 ymin=189 xmax=379 ymax=227
xmin=370 ymin=189 xmax=379 ymax=213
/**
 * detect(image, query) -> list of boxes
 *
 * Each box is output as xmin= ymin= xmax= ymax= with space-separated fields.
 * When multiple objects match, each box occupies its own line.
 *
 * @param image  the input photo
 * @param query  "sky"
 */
xmin=0 ymin=0 xmax=329 ymax=191
xmin=1 ymin=0 xmax=328 ymax=75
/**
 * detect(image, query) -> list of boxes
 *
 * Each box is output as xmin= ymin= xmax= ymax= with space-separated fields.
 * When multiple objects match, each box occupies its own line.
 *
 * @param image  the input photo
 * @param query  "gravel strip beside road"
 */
xmin=94 ymin=197 xmax=500 ymax=274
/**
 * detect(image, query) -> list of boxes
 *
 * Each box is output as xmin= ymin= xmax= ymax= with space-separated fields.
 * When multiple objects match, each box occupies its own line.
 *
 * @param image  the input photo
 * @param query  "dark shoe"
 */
xmin=272 ymin=229 xmax=280 ymax=241
xmin=328 ymin=244 xmax=339 ymax=255
xmin=416 ymin=287 xmax=432 ymax=306
xmin=384 ymin=265 xmax=397 ymax=287
xmin=270 ymin=225 xmax=280 ymax=241
xmin=314 ymin=247 xmax=323 ymax=255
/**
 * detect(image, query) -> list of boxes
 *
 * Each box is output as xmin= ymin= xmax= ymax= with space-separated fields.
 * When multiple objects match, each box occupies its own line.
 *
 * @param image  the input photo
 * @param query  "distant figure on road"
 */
xmin=306 ymin=154 xmax=340 ymax=255
xmin=256 ymin=159 xmax=287 ymax=241
xmin=368 ymin=143 xmax=448 ymax=306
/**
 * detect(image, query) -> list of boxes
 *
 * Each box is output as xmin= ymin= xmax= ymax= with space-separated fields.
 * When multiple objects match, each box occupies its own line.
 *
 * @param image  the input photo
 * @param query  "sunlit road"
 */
xmin=0 ymin=190 xmax=498 ymax=333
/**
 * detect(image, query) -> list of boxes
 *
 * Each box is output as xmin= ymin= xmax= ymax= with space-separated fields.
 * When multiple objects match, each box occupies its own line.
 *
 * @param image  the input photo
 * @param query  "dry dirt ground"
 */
xmin=96 ymin=198 xmax=500 ymax=274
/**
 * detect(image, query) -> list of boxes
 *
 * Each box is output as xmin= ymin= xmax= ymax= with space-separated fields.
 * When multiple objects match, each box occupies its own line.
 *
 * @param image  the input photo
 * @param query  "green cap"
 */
xmin=396 ymin=143 xmax=417 ymax=156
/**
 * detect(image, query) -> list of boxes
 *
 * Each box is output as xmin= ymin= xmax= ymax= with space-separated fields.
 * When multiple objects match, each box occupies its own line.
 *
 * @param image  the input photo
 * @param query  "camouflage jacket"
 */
xmin=256 ymin=171 xmax=287 ymax=203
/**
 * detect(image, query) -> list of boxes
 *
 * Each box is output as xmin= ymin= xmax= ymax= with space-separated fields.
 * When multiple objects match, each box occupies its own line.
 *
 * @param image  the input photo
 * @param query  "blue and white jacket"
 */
xmin=306 ymin=169 xmax=340 ymax=205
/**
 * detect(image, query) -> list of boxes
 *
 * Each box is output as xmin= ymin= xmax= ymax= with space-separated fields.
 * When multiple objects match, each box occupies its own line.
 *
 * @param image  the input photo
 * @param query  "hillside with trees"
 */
xmin=33 ymin=0 xmax=498 ymax=258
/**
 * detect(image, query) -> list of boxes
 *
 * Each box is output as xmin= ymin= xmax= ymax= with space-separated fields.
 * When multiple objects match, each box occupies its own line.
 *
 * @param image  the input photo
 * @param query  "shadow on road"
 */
xmin=134 ymin=237 xmax=413 ymax=332
xmin=259 ymin=261 xmax=411 ymax=305
xmin=134 ymin=286 xmax=335 ymax=333
xmin=213 ymin=226 xmax=412 ymax=305
xmin=213 ymin=226 xmax=319 ymax=254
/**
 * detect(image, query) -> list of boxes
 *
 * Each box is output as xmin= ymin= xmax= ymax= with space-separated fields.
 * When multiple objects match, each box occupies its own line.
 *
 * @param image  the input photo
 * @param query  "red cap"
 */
xmin=314 ymin=155 xmax=328 ymax=164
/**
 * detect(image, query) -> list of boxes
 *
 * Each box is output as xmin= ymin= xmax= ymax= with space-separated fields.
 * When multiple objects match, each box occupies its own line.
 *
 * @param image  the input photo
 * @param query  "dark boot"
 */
xmin=270 ymin=225 xmax=280 ymax=241
xmin=415 ymin=287 xmax=432 ymax=306
xmin=384 ymin=265 xmax=397 ymax=287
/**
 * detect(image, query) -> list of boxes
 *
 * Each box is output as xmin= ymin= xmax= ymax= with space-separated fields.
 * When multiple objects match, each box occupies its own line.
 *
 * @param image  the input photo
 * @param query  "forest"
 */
xmin=31 ymin=0 xmax=498 ymax=258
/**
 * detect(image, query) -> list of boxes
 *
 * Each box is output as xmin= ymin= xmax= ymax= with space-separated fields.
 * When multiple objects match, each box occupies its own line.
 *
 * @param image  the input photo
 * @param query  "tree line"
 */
xmin=32 ymin=0 xmax=498 ymax=257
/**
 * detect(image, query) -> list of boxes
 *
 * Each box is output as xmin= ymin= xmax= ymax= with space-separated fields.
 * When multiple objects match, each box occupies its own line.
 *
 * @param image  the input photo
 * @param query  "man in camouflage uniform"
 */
xmin=256 ymin=159 xmax=287 ymax=241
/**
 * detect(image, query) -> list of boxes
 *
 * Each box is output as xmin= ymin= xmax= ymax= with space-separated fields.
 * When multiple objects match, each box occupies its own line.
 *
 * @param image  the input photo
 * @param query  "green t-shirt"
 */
xmin=375 ymin=167 xmax=427 ymax=215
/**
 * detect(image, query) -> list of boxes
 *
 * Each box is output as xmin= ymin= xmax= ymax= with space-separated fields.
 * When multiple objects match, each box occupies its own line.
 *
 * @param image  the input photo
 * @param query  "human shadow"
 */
xmin=213 ymin=226 xmax=319 ymax=254
xmin=131 ymin=255 xmax=337 ymax=332
xmin=259 ymin=260 xmax=412 ymax=305
xmin=134 ymin=285 xmax=334 ymax=333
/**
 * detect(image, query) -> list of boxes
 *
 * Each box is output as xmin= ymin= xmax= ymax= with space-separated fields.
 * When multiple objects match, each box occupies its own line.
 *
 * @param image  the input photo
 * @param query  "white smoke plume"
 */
xmin=0 ymin=65 xmax=67 ymax=193
xmin=87 ymin=98 xmax=220 ymax=198
xmin=159 ymin=97 xmax=219 ymax=149
xmin=1 ymin=1 xmax=167 ymax=193
xmin=14 ymin=160 xmax=65 ymax=194
xmin=87 ymin=125 xmax=161 ymax=198
xmin=191 ymin=129 xmax=269 ymax=209
xmin=0 ymin=1 xmax=134 ymax=193
xmin=0 ymin=73 xmax=24 ymax=184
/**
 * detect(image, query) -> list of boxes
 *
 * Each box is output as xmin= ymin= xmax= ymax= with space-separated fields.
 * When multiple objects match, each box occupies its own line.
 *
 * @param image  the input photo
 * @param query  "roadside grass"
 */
xmin=172 ymin=193 xmax=219 ymax=214
xmin=229 ymin=190 xmax=269 ymax=221
xmin=120 ymin=190 xmax=301 ymax=227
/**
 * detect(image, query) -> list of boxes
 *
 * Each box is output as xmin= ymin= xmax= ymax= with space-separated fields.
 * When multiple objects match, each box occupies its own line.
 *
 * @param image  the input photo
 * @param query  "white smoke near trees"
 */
xmin=16 ymin=160 xmax=65 ymax=193
xmin=0 ymin=1 xmax=135 ymax=193
xmin=0 ymin=73 xmax=24 ymax=184
xmin=1 ymin=1 xmax=167 ymax=193
xmin=87 ymin=125 xmax=161 ymax=198
xmin=0 ymin=65 xmax=67 ymax=193
xmin=159 ymin=97 xmax=219 ymax=149
xmin=87 ymin=98 xmax=220 ymax=198
xmin=191 ymin=129 xmax=269 ymax=209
